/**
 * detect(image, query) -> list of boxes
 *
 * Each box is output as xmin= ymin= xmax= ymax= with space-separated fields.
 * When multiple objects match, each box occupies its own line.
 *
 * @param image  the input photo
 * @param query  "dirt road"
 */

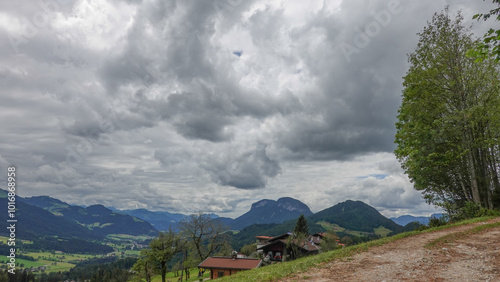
xmin=280 ymin=217 xmax=500 ymax=281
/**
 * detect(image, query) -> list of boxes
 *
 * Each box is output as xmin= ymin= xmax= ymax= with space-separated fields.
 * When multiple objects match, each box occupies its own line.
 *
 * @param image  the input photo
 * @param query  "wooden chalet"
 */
xmin=256 ymin=235 xmax=273 ymax=251
xmin=198 ymin=256 xmax=262 ymax=279
xmin=256 ymin=233 xmax=321 ymax=261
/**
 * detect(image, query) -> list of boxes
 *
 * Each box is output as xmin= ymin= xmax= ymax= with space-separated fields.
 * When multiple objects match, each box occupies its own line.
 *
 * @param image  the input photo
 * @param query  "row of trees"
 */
xmin=395 ymin=10 xmax=500 ymax=217
xmin=132 ymin=213 xmax=231 ymax=282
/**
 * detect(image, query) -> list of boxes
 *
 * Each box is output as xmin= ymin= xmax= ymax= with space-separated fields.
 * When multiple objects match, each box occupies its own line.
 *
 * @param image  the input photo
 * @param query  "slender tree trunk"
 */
xmin=457 ymin=172 xmax=471 ymax=201
xmin=465 ymin=131 xmax=481 ymax=206
xmin=480 ymin=148 xmax=494 ymax=209
xmin=488 ymin=150 xmax=500 ymax=208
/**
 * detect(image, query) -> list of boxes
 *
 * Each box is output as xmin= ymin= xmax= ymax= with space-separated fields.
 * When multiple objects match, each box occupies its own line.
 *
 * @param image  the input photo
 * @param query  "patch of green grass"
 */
xmin=317 ymin=221 xmax=345 ymax=232
xmin=10 ymin=259 xmax=45 ymax=268
xmin=316 ymin=221 xmax=374 ymax=237
xmin=0 ymin=236 xmax=9 ymax=244
xmin=4 ymin=257 xmax=75 ymax=273
xmin=374 ymin=226 xmax=392 ymax=237
xmin=14 ymin=251 xmax=100 ymax=273
xmin=344 ymin=230 xmax=371 ymax=237
xmin=223 ymin=216 xmax=499 ymax=281
xmin=124 ymin=250 xmax=140 ymax=256
xmin=0 ymin=236 xmax=32 ymax=244
xmin=107 ymin=234 xmax=153 ymax=241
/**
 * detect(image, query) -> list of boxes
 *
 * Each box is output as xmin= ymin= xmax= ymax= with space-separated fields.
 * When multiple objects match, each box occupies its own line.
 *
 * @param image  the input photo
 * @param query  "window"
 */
xmin=218 ymin=271 xmax=224 ymax=278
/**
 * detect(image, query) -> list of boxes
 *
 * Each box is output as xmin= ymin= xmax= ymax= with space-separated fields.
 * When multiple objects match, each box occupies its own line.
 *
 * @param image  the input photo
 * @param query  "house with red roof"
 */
xmin=198 ymin=256 xmax=262 ymax=279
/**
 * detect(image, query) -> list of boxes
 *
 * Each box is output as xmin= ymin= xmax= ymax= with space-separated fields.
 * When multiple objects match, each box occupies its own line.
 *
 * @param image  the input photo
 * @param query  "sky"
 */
xmin=0 ymin=0 xmax=497 ymax=219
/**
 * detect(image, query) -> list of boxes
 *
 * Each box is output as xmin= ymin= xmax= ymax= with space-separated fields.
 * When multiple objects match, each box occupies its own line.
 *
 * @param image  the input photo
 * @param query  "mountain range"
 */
xmin=0 ymin=189 xmax=158 ymax=240
xmin=390 ymin=213 xmax=444 ymax=226
xmin=230 ymin=200 xmax=406 ymax=250
xmin=111 ymin=208 xmax=219 ymax=231
xmin=1 ymin=187 xmax=433 ymax=254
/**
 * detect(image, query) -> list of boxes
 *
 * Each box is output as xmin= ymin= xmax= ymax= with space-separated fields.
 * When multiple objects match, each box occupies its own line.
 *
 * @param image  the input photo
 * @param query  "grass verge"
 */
xmin=224 ymin=216 xmax=499 ymax=281
xmin=425 ymin=220 xmax=500 ymax=249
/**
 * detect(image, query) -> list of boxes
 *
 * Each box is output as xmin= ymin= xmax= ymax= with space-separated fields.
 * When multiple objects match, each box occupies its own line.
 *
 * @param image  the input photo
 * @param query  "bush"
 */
xmin=428 ymin=216 xmax=448 ymax=228
xmin=445 ymin=201 xmax=500 ymax=221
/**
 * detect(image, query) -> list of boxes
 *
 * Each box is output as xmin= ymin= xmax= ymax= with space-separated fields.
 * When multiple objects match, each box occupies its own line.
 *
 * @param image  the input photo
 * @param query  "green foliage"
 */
xmin=428 ymin=216 xmax=448 ymax=228
xmin=469 ymin=0 xmax=500 ymax=62
xmin=285 ymin=232 xmax=309 ymax=261
xmin=239 ymin=243 xmax=257 ymax=257
xmin=133 ymin=230 xmax=184 ymax=282
xmin=318 ymin=231 xmax=340 ymax=252
xmin=395 ymin=11 xmax=500 ymax=214
xmin=402 ymin=221 xmax=427 ymax=232
xmin=133 ymin=249 xmax=157 ymax=282
xmin=65 ymin=257 xmax=137 ymax=281
xmin=293 ymin=214 xmax=309 ymax=236
xmin=446 ymin=201 xmax=500 ymax=221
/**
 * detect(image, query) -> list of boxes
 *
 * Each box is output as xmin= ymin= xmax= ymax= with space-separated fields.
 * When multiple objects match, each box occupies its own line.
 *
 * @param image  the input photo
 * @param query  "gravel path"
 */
xmin=280 ymin=217 xmax=500 ymax=281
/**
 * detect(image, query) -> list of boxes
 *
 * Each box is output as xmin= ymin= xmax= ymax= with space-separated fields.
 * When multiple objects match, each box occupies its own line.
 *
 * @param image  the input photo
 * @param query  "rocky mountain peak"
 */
xmin=250 ymin=199 xmax=275 ymax=210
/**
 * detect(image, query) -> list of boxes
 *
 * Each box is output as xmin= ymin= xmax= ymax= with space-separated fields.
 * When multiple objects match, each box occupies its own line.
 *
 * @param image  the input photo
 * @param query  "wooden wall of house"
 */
xmin=210 ymin=268 xmax=241 ymax=279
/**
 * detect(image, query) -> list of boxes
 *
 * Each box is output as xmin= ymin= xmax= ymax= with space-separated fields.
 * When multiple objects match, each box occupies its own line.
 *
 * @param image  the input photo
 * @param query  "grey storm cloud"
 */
xmin=154 ymin=142 xmax=280 ymax=189
xmin=0 ymin=0 xmax=496 ymax=216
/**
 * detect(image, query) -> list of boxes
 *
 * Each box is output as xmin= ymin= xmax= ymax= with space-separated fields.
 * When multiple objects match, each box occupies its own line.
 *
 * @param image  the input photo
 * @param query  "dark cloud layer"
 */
xmin=0 ymin=0 xmax=497 ymax=217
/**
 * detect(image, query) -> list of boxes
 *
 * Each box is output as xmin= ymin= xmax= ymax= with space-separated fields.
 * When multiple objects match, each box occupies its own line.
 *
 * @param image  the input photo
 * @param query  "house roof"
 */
xmin=198 ymin=257 xmax=262 ymax=270
xmin=300 ymin=241 xmax=321 ymax=252
xmin=257 ymin=238 xmax=321 ymax=252
xmin=256 ymin=235 xmax=272 ymax=240
xmin=266 ymin=233 xmax=292 ymax=242
xmin=312 ymin=232 xmax=326 ymax=238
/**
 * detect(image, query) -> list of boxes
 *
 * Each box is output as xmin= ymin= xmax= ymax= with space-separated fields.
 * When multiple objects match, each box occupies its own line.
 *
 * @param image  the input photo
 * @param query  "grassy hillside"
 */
xmin=308 ymin=200 xmax=404 ymax=234
xmin=17 ymin=194 xmax=158 ymax=237
xmin=222 ymin=216 xmax=499 ymax=281
xmin=0 ymin=198 xmax=101 ymax=240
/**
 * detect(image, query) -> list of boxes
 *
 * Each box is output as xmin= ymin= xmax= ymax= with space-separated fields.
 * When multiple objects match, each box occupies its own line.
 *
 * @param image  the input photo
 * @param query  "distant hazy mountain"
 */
xmin=390 ymin=213 xmax=444 ymax=226
xmin=111 ymin=208 xmax=186 ymax=231
xmin=20 ymin=195 xmax=158 ymax=236
xmin=111 ymin=208 xmax=221 ymax=231
xmin=229 ymin=197 xmax=313 ymax=230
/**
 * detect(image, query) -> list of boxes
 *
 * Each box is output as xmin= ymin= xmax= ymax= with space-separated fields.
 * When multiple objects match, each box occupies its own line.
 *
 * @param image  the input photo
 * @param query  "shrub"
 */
xmin=428 ymin=216 xmax=448 ymax=227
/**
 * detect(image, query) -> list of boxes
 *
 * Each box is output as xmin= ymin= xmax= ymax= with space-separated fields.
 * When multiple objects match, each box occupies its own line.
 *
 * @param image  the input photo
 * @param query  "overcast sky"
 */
xmin=0 ymin=0 xmax=497 ymax=219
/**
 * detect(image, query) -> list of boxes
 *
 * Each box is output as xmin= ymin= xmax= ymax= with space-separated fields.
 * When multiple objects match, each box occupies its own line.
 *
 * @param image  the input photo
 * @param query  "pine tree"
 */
xmin=293 ymin=214 xmax=309 ymax=236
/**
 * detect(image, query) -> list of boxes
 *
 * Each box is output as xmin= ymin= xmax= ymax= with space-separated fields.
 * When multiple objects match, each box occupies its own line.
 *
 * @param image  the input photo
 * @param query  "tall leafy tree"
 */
xmin=395 ymin=11 xmax=500 ymax=216
xmin=133 ymin=249 xmax=157 ymax=282
xmin=134 ymin=230 xmax=183 ymax=282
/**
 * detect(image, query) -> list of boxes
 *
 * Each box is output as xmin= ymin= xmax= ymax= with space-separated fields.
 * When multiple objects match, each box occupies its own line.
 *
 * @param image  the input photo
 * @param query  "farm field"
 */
xmin=0 ymin=234 xmax=149 ymax=274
